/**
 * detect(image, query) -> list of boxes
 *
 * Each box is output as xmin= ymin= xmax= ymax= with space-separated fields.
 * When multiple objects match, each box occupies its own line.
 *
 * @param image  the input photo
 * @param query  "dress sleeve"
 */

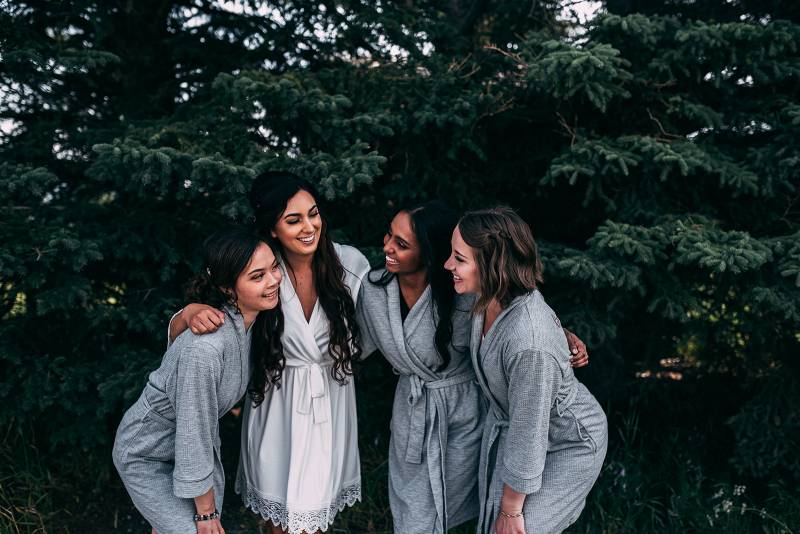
xmin=355 ymin=287 xmax=378 ymax=358
xmin=166 ymin=308 xmax=183 ymax=349
xmin=500 ymin=349 xmax=561 ymax=494
xmin=172 ymin=342 xmax=221 ymax=498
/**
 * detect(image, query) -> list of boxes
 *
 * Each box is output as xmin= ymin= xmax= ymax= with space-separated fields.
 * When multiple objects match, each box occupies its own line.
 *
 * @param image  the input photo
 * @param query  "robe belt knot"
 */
xmin=404 ymin=371 xmax=475 ymax=464
xmin=287 ymin=361 xmax=332 ymax=425
xmin=554 ymin=382 xmax=578 ymax=417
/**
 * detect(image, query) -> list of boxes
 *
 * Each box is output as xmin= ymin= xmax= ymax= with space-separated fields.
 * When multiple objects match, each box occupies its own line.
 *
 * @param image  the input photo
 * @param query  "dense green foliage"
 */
xmin=1 ymin=0 xmax=798 ymax=531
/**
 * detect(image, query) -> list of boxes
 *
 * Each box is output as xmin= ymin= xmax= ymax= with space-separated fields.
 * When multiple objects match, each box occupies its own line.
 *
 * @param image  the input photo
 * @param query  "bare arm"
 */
xmin=169 ymin=303 xmax=225 ymax=343
xmin=494 ymin=483 xmax=526 ymax=533
xmin=194 ymin=487 xmax=224 ymax=534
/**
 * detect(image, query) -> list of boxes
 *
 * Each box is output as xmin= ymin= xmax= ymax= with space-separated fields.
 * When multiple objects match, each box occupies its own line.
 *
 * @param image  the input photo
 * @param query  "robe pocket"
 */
xmin=125 ymin=411 xmax=177 ymax=462
xmin=548 ymin=408 xmax=597 ymax=454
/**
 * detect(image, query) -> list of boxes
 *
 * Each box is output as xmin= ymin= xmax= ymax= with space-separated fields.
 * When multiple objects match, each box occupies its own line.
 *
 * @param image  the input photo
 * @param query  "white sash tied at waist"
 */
xmin=285 ymin=360 xmax=335 ymax=454
xmin=286 ymin=360 xmax=333 ymax=425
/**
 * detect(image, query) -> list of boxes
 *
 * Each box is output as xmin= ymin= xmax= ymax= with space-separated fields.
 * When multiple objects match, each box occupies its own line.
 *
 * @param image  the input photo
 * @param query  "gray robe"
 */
xmin=113 ymin=305 xmax=252 ymax=534
xmin=356 ymin=272 xmax=485 ymax=533
xmin=471 ymin=291 xmax=607 ymax=534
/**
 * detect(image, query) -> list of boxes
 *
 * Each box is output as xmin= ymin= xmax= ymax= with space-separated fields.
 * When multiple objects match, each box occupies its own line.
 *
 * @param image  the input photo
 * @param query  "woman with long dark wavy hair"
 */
xmin=169 ymin=172 xmax=368 ymax=534
xmin=114 ymin=229 xmax=282 ymax=534
xmin=356 ymin=201 xmax=590 ymax=534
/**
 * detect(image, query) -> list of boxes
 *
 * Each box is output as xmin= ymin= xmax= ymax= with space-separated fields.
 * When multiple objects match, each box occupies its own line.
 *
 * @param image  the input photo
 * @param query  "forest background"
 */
xmin=1 ymin=0 xmax=799 ymax=532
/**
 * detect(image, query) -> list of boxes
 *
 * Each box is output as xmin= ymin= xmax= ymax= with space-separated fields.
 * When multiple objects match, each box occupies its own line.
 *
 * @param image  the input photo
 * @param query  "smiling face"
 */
xmin=271 ymin=189 xmax=322 ymax=258
xmin=383 ymin=210 xmax=424 ymax=275
xmin=444 ymin=225 xmax=481 ymax=294
xmin=233 ymin=242 xmax=282 ymax=315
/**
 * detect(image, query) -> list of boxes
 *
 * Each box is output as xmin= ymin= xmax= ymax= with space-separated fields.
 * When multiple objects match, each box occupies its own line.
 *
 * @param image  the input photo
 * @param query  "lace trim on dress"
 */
xmin=236 ymin=476 xmax=361 ymax=533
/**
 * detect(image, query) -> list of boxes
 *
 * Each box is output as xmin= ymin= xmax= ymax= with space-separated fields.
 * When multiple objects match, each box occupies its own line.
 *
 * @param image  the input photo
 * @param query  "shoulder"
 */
xmin=175 ymin=329 xmax=228 ymax=372
xmin=504 ymin=292 xmax=569 ymax=357
xmin=360 ymin=267 xmax=388 ymax=297
xmin=333 ymin=242 xmax=370 ymax=278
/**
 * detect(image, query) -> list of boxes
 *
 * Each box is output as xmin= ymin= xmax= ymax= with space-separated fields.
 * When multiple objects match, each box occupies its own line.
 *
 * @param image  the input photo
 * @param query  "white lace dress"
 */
xmin=236 ymin=243 xmax=369 ymax=533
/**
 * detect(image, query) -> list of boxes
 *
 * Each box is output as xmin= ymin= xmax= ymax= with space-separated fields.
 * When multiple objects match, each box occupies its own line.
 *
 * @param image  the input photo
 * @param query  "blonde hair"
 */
xmin=458 ymin=206 xmax=543 ymax=311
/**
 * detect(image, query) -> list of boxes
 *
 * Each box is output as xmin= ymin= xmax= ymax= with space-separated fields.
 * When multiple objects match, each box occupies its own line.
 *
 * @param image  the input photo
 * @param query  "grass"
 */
xmin=2 ymin=358 xmax=798 ymax=533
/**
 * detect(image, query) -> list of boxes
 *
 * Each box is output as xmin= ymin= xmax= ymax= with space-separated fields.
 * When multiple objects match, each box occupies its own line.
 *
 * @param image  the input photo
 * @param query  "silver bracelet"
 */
xmin=499 ymin=510 xmax=524 ymax=518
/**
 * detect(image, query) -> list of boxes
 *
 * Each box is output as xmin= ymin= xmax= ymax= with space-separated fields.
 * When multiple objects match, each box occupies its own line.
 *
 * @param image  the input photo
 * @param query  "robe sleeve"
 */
xmin=166 ymin=308 xmax=183 ymax=349
xmin=355 ymin=288 xmax=378 ymax=358
xmin=172 ymin=342 xmax=221 ymax=498
xmin=500 ymin=349 xmax=561 ymax=494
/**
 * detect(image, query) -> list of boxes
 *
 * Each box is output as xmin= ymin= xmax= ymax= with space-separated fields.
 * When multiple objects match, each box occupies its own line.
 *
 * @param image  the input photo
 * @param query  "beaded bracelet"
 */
xmin=194 ymin=509 xmax=220 ymax=522
xmin=499 ymin=510 xmax=524 ymax=518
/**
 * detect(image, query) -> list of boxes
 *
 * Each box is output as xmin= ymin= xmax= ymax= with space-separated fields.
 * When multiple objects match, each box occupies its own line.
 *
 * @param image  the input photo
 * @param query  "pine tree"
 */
xmin=1 ymin=0 xmax=798 ymax=530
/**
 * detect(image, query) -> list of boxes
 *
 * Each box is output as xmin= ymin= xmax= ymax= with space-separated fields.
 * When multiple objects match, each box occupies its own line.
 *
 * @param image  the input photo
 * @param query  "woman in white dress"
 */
xmin=170 ymin=171 xmax=369 ymax=534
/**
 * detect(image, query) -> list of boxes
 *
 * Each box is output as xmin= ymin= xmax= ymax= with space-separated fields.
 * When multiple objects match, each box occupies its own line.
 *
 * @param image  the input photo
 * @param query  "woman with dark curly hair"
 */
xmin=169 ymin=172 xmax=369 ymax=534
xmin=113 ymin=229 xmax=282 ymax=534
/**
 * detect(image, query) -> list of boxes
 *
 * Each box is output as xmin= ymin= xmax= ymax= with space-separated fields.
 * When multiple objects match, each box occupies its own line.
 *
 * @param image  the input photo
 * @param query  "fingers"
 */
xmin=570 ymin=354 xmax=589 ymax=368
xmin=190 ymin=310 xmax=223 ymax=334
xmin=196 ymin=520 xmax=224 ymax=534
xmin=206 ymin=310 xmax=224 ymax=328
xmin=569 ymin=347 xmax=589 ymax=368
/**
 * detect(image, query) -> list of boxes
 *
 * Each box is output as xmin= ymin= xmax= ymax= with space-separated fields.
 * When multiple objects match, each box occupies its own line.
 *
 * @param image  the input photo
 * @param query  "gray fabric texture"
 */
xmin=113 ymin=305 xmax=252 ymax=534
xmin=470 ymin=291 xmax=608 ymax=534
xmin=357 ymin=271 xmax=485 ymax=533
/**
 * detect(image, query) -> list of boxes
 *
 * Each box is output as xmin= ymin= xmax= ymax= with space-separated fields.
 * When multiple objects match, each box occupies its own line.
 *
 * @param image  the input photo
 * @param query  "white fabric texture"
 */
xmin=236 ymin=243 xmax=370 ymax=533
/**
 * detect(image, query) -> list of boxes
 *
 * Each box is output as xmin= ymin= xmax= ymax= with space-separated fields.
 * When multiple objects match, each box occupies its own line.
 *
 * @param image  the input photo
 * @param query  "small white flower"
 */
xmin=722 ymin=499 xmax=733 ymax=514
xmin=733 ymin=484 xmax=746 ymax=496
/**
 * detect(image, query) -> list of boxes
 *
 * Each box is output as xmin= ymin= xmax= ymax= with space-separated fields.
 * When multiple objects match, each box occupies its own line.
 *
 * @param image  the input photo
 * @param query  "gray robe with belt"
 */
xmin=471 ymin=291 xmax=607 ymax=534
xmin=113 ymin=305 xmax=252 ymax=534
xmin=356 ymin=272 xmax=485 ymax=533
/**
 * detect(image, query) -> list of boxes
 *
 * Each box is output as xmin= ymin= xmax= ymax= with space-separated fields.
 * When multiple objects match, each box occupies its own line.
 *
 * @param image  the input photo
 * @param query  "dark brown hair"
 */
xmin=368 ymin=200 xmax=459 ymax=370
xmin=249 ymin=171 xmax=362 ymax=384
xmin=186 ymin=228 xmax=284 ymax=407
xmin=457 ymin=206 xmax=543 ymax=311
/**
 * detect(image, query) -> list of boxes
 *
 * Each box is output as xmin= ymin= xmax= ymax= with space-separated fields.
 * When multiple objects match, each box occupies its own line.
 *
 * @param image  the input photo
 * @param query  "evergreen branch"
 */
xmin=647 ymin=108 xmax=682 ymax=140
xmin=556 ymin=111 xmax=578 ymax=146
xmin=483 ymin=44 xmax=527 ymax=66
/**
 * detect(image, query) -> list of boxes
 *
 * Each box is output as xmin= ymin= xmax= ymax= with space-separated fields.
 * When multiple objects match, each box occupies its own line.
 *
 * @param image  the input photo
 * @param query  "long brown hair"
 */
xmin=249 ymin=171 xmax=362 ymax=384
xmin=458 ymin=206 xmax=543 ymax=311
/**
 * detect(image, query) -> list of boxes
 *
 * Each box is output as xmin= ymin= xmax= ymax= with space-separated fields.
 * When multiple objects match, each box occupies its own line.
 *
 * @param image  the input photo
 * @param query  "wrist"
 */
xmin=193 ymin=509 xmax=219 ymax=522
xmin=182 ymin=305 xmax=197 ymax=327
xmin=194 ymin=499 xmax=215 ymax=516
xmin=499 ymin=509 xmax=524 ymax=518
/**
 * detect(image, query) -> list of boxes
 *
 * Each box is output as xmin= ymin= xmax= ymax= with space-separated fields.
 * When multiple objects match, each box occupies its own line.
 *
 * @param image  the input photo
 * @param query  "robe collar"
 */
xmin=386 ymin=276 xmax=440 ymax=379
